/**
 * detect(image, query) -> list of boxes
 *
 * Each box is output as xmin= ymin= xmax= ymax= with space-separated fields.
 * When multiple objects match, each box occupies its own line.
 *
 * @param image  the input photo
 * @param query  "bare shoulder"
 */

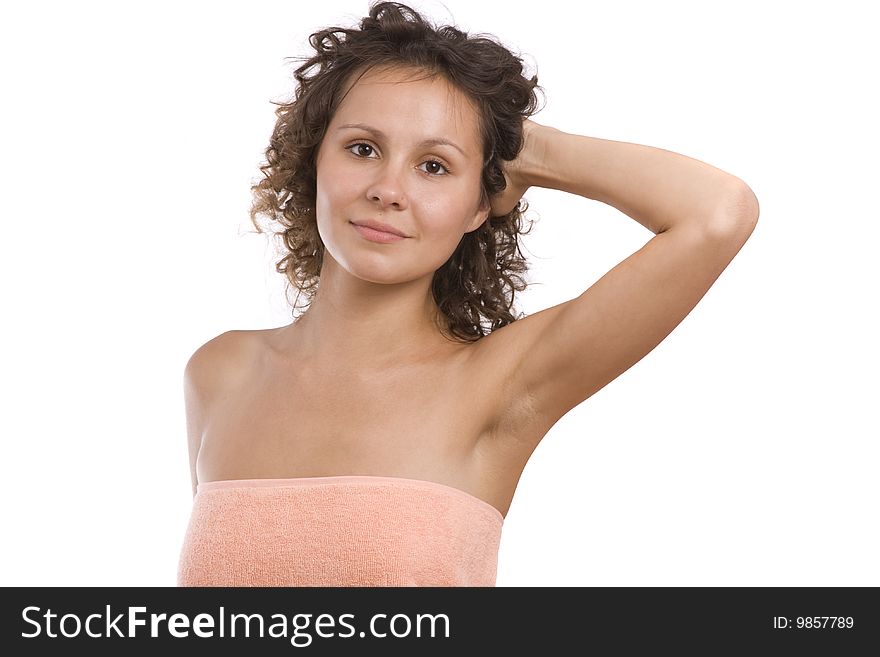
xmin=184 ymin=330 xmax=256 ymax=394
xmin=183 ymin=329 xmax=259 ymax=496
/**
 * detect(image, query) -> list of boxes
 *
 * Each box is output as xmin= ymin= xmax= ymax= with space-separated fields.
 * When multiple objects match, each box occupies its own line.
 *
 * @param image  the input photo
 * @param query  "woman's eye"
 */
xmin=348 ymin=143 xmax=375 ymax=158
xmin=421 ymin=160 xmax=449 ymax=176
xmin=346 ymin=143 xmax=449 ymax=176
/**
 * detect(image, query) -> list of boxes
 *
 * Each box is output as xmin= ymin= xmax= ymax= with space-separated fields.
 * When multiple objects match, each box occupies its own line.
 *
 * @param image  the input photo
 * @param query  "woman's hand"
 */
xmin=489 ymin=118 xmax=548 ymax=217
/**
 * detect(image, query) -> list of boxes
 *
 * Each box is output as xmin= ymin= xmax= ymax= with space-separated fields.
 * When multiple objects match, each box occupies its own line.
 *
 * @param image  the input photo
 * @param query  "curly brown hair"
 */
xmin=248 ymin=1 xmax=545 ymax=342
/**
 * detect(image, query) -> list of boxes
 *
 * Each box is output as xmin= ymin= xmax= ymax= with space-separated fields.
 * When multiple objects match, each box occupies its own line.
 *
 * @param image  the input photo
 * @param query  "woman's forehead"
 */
xmin=333 ymin=67 xmax=482 ymax=150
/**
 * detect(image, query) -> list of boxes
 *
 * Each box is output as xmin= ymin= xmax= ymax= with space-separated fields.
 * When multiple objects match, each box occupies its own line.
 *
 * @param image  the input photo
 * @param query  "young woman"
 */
xmin=177 ymin=2 xmax=759 ymax=586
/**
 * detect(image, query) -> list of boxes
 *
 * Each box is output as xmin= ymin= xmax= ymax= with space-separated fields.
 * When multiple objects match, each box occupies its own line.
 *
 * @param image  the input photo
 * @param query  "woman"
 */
xmin=178 ymin=2 xmax=759 ymax=586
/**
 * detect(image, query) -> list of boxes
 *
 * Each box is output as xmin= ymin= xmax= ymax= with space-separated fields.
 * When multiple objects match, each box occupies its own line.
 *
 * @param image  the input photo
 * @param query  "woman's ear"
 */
xmin=465 ymin=193 xmax=491 ymax=233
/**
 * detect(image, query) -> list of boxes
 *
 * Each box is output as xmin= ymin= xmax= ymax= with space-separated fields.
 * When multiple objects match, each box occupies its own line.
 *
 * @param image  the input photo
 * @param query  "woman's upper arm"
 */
xmin=478 ymin=208 xmax=758 ymax=455
xmin=183 ymin=330 xmax=248 ymax=499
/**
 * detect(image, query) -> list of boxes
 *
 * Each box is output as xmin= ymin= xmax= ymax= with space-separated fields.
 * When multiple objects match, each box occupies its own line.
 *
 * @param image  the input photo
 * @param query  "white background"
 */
xmin=1 ymin=0 xmax=876 ymax=586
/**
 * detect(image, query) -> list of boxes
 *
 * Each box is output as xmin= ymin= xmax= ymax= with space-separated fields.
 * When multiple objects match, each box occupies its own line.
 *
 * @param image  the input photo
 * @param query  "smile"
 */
xmin=350 ymin=222 xmax=408 ymax=243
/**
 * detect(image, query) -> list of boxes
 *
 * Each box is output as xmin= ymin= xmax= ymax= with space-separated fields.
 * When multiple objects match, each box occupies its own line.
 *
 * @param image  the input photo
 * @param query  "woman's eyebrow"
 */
xmin=336 ymin=122 xmax=467 ymax=156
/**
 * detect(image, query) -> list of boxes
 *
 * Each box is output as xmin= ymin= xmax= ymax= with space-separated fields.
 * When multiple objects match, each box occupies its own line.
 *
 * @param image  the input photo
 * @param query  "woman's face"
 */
xmin=314 ymin=66 xmax=490 ymax=285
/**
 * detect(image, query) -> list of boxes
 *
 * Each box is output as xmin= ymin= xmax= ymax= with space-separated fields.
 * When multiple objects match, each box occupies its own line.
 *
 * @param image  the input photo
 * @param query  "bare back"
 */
xmin=192 ymin=327 xmax=546 ymax=519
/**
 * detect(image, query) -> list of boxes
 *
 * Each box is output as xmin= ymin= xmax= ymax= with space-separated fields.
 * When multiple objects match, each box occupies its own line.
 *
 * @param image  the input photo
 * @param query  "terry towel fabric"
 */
xmin=177 ymin=475 xmax=504 ymax=587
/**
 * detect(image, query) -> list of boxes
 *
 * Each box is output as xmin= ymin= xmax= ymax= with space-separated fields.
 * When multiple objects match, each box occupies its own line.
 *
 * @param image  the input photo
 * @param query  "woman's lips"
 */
xmin=350 ymin=222 xmax=408 ymax=243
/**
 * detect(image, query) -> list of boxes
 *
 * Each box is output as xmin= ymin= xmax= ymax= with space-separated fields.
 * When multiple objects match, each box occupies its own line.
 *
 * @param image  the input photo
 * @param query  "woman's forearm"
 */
xmin=521 ymin=122 xmax=756 ymax=235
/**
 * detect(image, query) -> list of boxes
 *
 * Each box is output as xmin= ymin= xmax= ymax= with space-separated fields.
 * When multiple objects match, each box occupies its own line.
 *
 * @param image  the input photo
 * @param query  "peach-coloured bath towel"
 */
xmin=177 ymin=475 xmax=504 ymax=587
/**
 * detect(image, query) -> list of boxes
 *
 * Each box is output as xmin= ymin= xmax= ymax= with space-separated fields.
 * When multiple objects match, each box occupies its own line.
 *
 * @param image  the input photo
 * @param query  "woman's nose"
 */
xmin=367 ymin=167 xmax=408 ymax=210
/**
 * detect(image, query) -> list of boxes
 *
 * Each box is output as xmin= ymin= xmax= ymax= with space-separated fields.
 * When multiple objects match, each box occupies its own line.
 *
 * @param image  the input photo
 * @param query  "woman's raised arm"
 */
xmin=480 ymin=121 xmax=759 ymax=451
